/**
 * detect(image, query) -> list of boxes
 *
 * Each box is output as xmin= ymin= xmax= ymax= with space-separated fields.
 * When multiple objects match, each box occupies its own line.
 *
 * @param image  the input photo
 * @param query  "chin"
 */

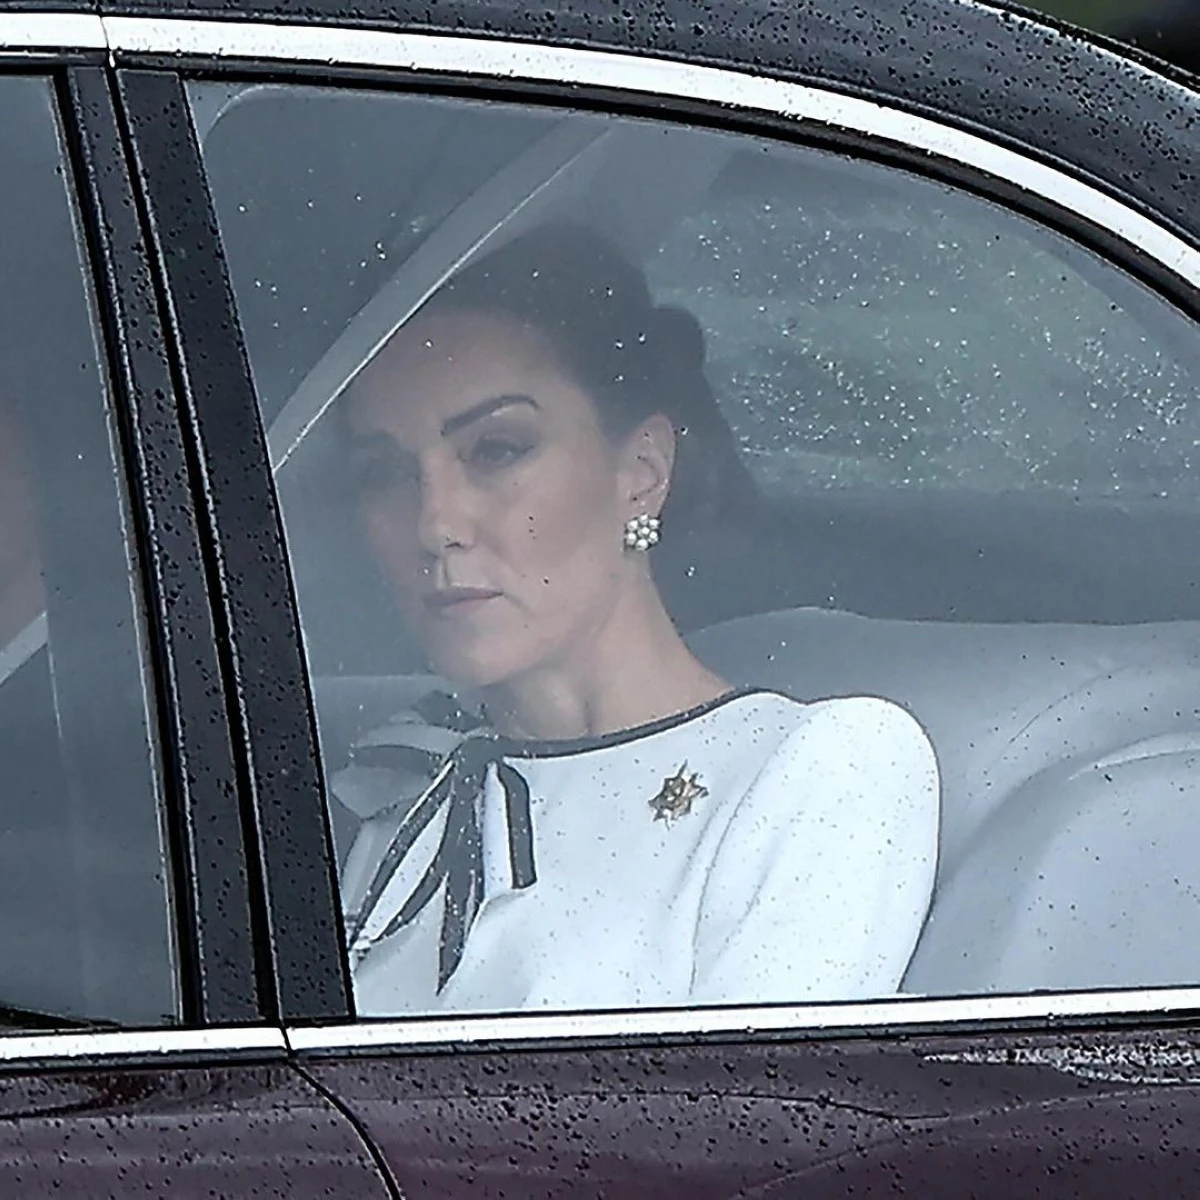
xmin=423 ymin=640 xmax=530 ymax=692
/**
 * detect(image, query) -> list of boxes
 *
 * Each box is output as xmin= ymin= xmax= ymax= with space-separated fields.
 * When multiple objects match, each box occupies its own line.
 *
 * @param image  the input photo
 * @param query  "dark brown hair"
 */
xmin=419 ymin=222 xmax=760 ymax=540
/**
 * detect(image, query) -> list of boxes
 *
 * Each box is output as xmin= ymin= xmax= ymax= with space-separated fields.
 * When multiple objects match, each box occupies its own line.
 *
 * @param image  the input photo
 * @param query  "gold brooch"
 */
xmin=650 ymin=763 xmax=708 ymax=826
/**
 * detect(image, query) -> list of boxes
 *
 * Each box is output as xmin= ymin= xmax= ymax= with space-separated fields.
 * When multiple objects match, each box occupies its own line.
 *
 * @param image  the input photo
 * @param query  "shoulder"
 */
xmin=670 ymin=689 xmax=938 ymax=807
xmin=791 ymin=694 xmax=936 ymax=766
xmin=715 ymin=690 xmax=936 ymax=771
xmin=740 ymin=693 xmax=940 ymax=820
xmin=695 ymin=694 xmax=939 ymax=926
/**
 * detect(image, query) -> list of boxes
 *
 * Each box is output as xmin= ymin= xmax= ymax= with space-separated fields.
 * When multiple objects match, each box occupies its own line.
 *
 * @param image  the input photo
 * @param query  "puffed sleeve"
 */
xmin=690 ymin=696 xmax=939 ymax=1005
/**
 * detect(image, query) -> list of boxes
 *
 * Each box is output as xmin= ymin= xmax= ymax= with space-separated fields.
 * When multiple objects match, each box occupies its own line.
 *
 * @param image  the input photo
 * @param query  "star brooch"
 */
xmin=649 ymin=763 xmax=708 ymax=826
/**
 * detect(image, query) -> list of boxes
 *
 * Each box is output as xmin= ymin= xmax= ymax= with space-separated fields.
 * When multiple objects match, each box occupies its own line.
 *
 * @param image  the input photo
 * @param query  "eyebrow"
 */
xmin=441 ymin=394 xmax=539 ymax=438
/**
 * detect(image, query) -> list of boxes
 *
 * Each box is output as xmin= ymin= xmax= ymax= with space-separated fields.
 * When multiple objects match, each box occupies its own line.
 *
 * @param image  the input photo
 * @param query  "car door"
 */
xmin=107 ymin=4 xmax=1200 ymax=1195
xmin=0 ymin=14 xmax=392 ymax=1197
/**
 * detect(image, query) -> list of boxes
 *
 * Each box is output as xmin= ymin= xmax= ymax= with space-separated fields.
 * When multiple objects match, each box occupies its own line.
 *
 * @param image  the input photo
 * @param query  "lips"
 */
xmin=423 ymin=586 xmax=503 ymax=614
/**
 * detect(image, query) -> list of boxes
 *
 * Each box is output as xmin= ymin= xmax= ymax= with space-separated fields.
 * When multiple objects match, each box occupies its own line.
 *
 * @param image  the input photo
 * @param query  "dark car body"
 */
xmin=0 ymin=0 xmax=1199 ymax=1195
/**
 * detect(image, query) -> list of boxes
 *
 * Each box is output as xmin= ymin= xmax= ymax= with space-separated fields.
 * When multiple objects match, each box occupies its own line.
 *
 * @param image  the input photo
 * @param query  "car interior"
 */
xmin=199 ymin=83 xmax=1200 ymax=1004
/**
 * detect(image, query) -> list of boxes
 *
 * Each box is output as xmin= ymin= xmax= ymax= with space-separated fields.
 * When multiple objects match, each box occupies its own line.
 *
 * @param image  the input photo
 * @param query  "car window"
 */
xmin=191 ymin=81 xmax=1200 ymax=1020
xmin=192 ymin=85 xmax=558 ymax=419
xmin=0 ymin=78 xmax=176 ymax=1028
xmin=651 ymin=152 xmax=1200 ymax=503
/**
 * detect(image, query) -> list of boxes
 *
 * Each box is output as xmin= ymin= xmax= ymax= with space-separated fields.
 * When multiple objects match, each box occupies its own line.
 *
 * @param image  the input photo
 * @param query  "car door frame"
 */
xmin=0 ymin=15 xmax=398 ymax=1195
xmin=0 ymin=9 xmax=270 ymax=1030
xmin=101 ymin=0 xmax=1200 ymax=1076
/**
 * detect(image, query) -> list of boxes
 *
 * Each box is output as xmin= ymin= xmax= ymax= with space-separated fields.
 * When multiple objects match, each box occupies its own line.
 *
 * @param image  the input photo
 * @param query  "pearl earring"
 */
xmin=624 ymin=514 xmax=661 ymax=551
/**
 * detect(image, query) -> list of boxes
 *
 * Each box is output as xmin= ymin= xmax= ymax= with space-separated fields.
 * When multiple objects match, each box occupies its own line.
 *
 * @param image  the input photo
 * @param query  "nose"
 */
xmin=415 ymin=457 xmax=474 ymax=559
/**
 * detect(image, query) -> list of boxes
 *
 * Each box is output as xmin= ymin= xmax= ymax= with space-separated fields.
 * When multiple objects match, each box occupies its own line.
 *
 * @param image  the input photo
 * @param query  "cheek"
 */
xmin=497 ymin=450 xmax=621 ymax=579
xmin=360 ymin=497 xmax=420 ymax=581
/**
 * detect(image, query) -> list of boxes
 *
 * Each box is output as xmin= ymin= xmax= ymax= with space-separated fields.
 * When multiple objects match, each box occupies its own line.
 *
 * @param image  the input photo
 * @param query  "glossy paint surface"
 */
xmin=0 ymin=1059 xmax=392 ymax=1196
xmin=116 ymin=65 xmax=351 ymax=1024
xmin=307 ymin=1026 xmax=1200 ymax=1197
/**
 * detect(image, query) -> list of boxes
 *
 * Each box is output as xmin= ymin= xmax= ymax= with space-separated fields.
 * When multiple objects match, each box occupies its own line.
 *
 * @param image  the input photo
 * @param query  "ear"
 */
xmin=617 ymin=414 xmax=676 ymax=518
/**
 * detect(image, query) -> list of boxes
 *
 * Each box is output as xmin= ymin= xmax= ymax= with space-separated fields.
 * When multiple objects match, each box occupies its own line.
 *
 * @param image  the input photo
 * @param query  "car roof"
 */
xmin=5 ymin=0 xmax=1198 ymax=241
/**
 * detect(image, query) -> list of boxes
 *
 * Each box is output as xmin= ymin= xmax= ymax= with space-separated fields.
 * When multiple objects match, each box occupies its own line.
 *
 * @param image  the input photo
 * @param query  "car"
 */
xmin=1 ymin=0 xmax=1199 ymax=1193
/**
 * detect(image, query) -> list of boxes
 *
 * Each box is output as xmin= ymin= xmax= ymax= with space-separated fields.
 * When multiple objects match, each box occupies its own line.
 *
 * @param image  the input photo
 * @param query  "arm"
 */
xmin=690 ymin=696 xmax=940 ymax=1005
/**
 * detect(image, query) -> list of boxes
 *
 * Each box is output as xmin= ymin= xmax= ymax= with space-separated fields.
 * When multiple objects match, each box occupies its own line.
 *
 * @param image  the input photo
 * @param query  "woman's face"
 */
xmin=345 ymin=309 xmax=669 ymax=689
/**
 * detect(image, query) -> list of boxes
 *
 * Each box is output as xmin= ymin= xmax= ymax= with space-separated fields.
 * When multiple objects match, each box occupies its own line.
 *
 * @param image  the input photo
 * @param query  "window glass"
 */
xmin=652 ymin=154 xmax=1200 ymax=501
xmin=192 ymin=81 xmax=1200 ymax=1019
xmin=0 ymin=78 xmax=176 ymax=1027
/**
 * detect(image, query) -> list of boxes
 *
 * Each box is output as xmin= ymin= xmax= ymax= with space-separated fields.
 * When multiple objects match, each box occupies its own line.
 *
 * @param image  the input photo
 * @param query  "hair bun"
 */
xmin=650 ymin=305 xmax=707 ymax=370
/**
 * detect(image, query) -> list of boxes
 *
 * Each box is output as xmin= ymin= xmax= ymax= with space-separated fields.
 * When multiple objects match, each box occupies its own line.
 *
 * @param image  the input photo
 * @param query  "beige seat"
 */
xmin=690 ymin=608 xmax=1200 ymax=995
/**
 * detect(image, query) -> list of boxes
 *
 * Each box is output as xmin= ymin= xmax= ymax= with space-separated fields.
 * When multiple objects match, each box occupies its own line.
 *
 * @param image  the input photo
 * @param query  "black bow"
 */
xmin=348 ymin=732 xmax=536 ymax=992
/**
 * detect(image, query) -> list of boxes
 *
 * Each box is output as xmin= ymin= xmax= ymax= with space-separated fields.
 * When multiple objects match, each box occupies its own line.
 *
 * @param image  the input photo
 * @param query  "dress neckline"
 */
xmin=501 ymin=686 xmax=789 ymax=761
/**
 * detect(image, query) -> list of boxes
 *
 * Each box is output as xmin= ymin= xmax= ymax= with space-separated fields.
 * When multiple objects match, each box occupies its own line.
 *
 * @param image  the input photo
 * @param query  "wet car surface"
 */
xmin=0 ymin=0 xmax=1199 ymax=1194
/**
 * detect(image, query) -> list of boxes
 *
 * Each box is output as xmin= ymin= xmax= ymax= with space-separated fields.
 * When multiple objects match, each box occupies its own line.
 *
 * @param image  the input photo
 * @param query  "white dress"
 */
xmin=336 ymin=688 xmax=940 ymax=1016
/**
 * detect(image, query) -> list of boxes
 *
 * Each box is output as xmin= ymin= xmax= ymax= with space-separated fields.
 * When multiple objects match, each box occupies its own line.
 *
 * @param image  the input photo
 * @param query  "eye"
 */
xmin=466 ymin=434 xmax=535 ymax=469
xmin=350 ymin=449 xmax=420 ymax=495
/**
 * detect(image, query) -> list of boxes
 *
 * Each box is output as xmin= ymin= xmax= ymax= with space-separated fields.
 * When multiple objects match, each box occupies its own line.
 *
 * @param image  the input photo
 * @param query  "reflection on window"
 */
xmin=0 ymin=79 xmax=175 ymax=1028
xmin=651 ymin=157 xmax=1200 ymax=500
xmin=192 ymin=81 xmax=1200 ymax=1022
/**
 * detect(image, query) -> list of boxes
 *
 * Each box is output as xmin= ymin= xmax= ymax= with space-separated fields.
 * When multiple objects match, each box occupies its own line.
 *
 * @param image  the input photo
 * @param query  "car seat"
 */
xmin=690 ymin=607 xmax=1200 ymax=994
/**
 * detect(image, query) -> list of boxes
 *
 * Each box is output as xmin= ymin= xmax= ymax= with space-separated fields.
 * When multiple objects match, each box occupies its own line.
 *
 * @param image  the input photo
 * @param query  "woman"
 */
xmin=335 ymin=224 xmax=939 ymax=1015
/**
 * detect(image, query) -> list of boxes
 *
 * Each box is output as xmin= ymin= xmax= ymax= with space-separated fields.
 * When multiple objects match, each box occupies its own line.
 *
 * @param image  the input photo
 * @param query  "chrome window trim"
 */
xmin=289 ymin=989 xmax=1200 ymax=1053
xmin=101 ymin=16 xmax=1200 ymax=290
xmin=0 ymin=1025 xmax=286 ymax=1065
xmin=0 ymin=11 xmax=104 ymax=53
